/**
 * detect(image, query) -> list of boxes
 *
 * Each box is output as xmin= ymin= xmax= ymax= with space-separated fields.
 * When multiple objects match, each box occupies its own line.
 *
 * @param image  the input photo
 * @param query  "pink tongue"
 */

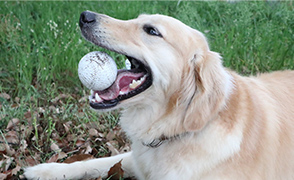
xmin=97 ymin=71 xmax=144 ymax=100
xmin=98 ymin=84 xmax=119 ymax=100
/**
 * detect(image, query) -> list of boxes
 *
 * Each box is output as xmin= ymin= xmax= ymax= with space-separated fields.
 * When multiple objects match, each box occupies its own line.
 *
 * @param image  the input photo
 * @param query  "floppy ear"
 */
xmin=182 ymin=51 xmax=233 ymax=132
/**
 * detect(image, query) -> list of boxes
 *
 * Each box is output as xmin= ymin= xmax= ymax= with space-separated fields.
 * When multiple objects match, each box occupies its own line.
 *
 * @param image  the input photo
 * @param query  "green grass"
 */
xmin=0 ymin=1 xmax=293 ymax=178
xmin=1 ymin=1 xmax=293 ymax=97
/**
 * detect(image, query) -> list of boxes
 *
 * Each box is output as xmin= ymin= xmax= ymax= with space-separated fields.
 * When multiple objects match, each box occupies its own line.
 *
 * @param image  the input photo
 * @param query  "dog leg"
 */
xmin=24 ymin=151 xmax=134 ymax=180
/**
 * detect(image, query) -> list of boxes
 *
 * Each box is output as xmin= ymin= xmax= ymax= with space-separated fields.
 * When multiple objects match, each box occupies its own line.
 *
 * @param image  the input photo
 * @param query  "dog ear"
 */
xmin=182 ymin=51 xmax=232 ymax=132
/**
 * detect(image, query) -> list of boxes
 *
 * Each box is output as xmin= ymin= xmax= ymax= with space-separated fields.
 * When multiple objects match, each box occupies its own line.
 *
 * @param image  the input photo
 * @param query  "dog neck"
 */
xmin=142 ymin=132 xmax=191 ymax=148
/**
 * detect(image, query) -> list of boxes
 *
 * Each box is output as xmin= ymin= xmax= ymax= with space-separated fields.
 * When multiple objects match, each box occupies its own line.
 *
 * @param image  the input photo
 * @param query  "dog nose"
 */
xmin=79 ymin=11 xmax=96 ymax=28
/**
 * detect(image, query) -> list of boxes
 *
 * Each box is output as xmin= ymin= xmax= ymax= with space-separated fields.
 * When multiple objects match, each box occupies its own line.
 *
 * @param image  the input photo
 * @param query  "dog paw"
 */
xmin=24 ymin=163 xmax=75 ymax=180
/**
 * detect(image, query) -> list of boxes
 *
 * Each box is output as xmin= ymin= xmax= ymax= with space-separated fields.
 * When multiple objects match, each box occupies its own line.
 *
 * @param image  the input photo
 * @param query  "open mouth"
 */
xmin=88 ymin=55 xmax=153 ymax=109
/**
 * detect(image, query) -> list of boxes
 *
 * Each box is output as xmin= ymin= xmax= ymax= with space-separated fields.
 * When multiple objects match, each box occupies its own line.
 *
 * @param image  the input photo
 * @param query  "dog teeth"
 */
xmin=89 ymin=95 xmax=93 ymax=102
xmin=89 ymin=90 xmax=101 ymax=103
xmin=129 ymin=75 xmax=147 ymax=89
xmin=140 ymin=75 xmax=147 ymax=82
xmin=129 ymin=79 xmax=141 ymax=89
xmin=125 ymin=59 xmax=131 ymax=70
xmin=95 ymin=93 xmax=102 ymax=102
xmin=90 ymin=98 xmax=96 ymax=103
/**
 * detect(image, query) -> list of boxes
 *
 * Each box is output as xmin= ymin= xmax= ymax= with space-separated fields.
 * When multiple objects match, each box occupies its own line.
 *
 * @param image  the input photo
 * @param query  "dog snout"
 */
xmin=79 ymin=11 xmax=96 ymax=28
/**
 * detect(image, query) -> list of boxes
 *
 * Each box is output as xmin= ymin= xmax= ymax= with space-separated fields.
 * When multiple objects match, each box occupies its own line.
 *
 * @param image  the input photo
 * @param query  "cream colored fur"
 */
xmin=24 ymin=12 xmax=294 ymax=180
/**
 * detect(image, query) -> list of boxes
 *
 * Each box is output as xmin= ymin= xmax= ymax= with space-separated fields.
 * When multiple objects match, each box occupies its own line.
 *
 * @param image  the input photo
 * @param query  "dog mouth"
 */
xmin=88 ymin=55 xmax=153 ymax=109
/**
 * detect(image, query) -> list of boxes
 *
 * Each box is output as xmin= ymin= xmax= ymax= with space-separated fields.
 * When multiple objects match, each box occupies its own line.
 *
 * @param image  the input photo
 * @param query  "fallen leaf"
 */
xmin=6 ymin=118 xmax=20 ymax=130
xmin=63 ymin=122 xmax=71 ymax=133
xmin=91 ymin=147 xmax=99 ymax=157
xmin=50 ymin=142 xmax=61 ymax=153
xmin=58 ymin=152 xmax=68 ymax=160
xmin=46 ymin=152 xmax=67 ymax=163
xmin=48 ymin=105 xmax=56 ymax=112
xmin=0 ymin=173 xmax=8 ymax=180
xmin=89 ymin=128 xmax=98 ymax=138
xmin=106 ymin=131 xmax=116 ymax=141
xmin=25 ymin=156 xmax=39 ymax=167
xmin=38 ymin=107 xmax=46 ymax=113
xmin=20 ymin=139 xmax=28 ymax=152
xmin=24 ymin=111 xmax=31 ymax=119
xmin=2 ymin=169 xmax=13 ymax=180
xmin=14 ymin=97 xmax=20 ymax=103
xmin=3 ymin=144 xmax=15 ymax=156
xmin=82 ymin=141 xmax=92 ymax=154
xmin=63 ymin=154 xmax=93 ymax=164
xmin=106 ymin=142 xmax=119 ymax=156
xmin=66 ymin=134 xmax=75 ymax=142
xmin=0 ymin=154 xmax=14 ymax=171
xmin=78 ymin=96 xmax=87 ymax=103
xmin=11 ymin=165 xmax=21 ymax=176
xmin=20 ymin=124 xmax=32 ymax=138
xmin=75 ymin=138 xmax=85 ymax=147
xmin=107 ymin=160 xmax=124 ymax=180
xmin=46 ymin=153 xmax=59 ymax=163
xmin=0 ymin=93 xmax=10 ymax=100
xmin=11 ymin=103 xmax=18 ymax=108
xmin=51 ymin=94 xmax=70 ymax=104
xmin=5 ymin=131 xmax=19 ymax=144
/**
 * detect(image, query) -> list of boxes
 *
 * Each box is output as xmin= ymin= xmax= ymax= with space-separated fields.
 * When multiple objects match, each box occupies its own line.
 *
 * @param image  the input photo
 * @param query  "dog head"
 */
xmin=79 ymin=11 xmax=233 ymax=134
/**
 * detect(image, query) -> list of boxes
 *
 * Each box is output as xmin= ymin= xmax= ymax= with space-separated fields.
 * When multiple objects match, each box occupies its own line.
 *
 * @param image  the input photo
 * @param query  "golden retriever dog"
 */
xmin=24 ymin=11 xmax=294 ymax=180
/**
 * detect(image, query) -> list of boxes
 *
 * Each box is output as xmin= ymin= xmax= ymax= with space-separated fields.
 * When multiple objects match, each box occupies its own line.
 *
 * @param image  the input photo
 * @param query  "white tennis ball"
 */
xmin=78 ymin=51 xmax=117 ymax=91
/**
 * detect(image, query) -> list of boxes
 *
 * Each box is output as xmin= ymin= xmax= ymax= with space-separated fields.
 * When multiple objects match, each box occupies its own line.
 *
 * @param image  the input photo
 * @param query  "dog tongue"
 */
xmin=97 ymin=70 xmax=145 ymax=101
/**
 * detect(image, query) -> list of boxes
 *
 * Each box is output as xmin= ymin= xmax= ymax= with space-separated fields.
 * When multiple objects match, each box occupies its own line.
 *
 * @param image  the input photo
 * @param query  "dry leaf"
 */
xmin=20 ymin=139 xmax=28 ymax=152
xmin=0 ymin=165 xmax=21 ymax=180
xmin=51 ymin=94 xmax=70 ymax=104
xmin=63 ymin=154 xmax=93 ymax=164
xmin=47 ymin=153 xmax=59 ymax=163
xmin=75 ymin=138 xmax=85 ymax=147
xmin=5 ymin=131 xmax=18 ymax=144
xmin=46 ymin=152 xmax=67 ymax=163
xmin=63 ymin=123 xmax=71 ymax=133
xmin=83 ymin=142 xmax=93 ymax=154
xmin=106 ymin=142 xmax=119 ymax=156
xmin=0 ymin=173 xmax=8 ymax=180
xmin=11 ymin=165 xmax=21 ymax=176
xmin=89 ymin=128 xmax=98 ymax=137
xmin=24 ymin=111 xmax=32 ymax=119
xmin=25 ymin=156 xmax=39 ymax=167
xmin=0 ymin=155 xmax=13 ymax=171
xmin=4 ymin=144 xmax=15 ymax=156
xmin=48 ymin=105 xmax=56 ymax=112
xmin=107 ymin=160 xmax=124 ymax=180
xmin=106 ymin=131 xmax=116 ymax=141
xmin=0 ymin=93 xmax=10 ymax=100
xmin=14 ymin=97 xmax=20 ymax=103
xmin=20 ymin=124 xmax=32 ymax=138
xmin=6 ymin=118 xmax=20 ymax=130
xmin=38 ymin=107 xmax=45 ymax=113
xmin=58 ymin=152 xmax=67 ymax=160
xmin=50 ymin=142 xmax=61 ymax=153
xmin=78 ymin=96 xmax=87 ymax=103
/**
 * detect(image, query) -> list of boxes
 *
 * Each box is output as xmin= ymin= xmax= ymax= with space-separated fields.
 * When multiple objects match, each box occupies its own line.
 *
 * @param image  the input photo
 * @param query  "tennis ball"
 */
xmin=78 ymin=51 xmax=117 ymax=91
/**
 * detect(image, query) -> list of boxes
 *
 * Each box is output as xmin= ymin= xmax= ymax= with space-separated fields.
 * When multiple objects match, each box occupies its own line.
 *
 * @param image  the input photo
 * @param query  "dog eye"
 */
xmin=143 ymin=25 xmax=162 ymax=37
